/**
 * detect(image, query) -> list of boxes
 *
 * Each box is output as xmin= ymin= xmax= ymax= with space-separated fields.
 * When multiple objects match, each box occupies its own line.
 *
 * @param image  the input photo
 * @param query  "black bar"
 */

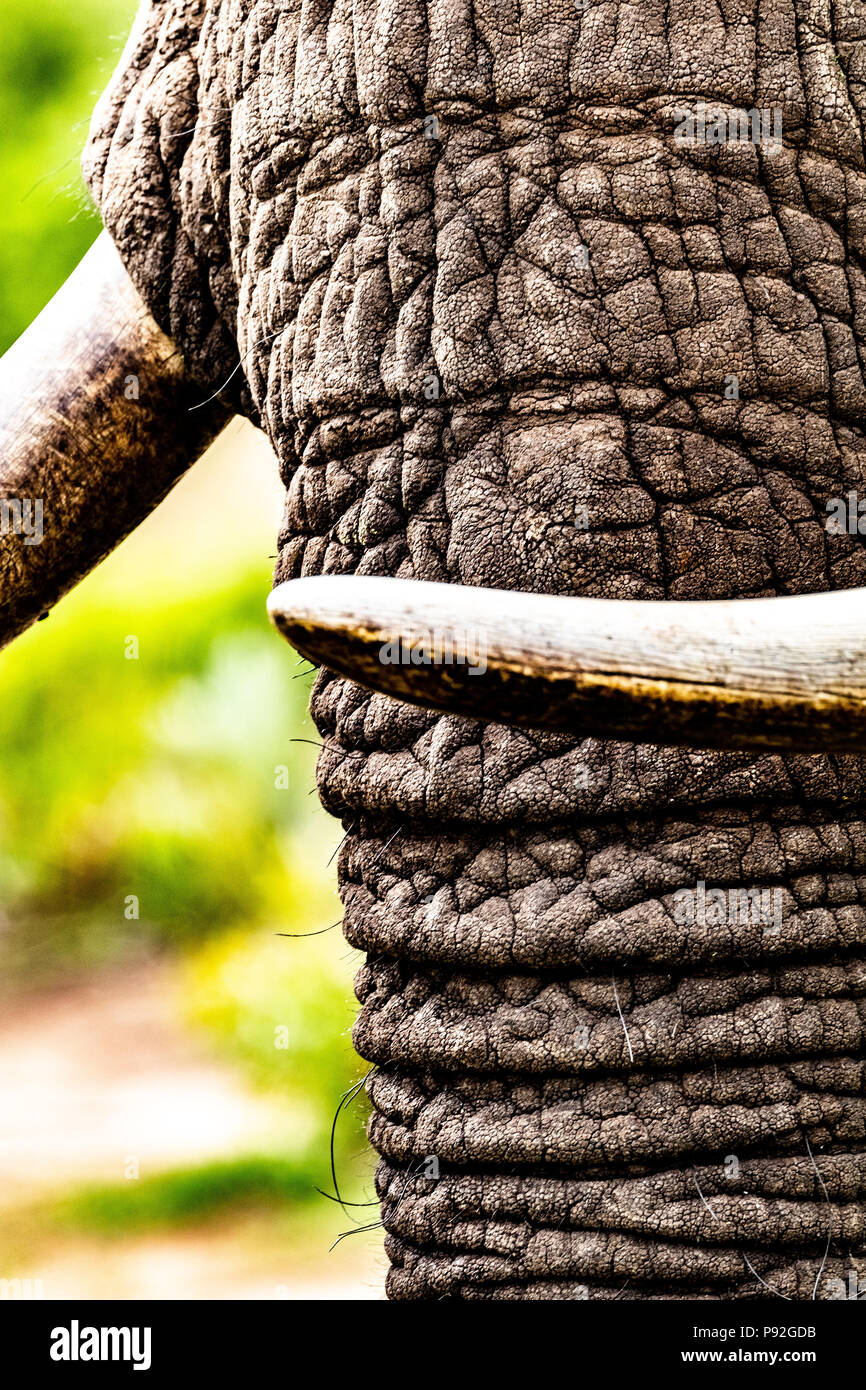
xmin=1 ymin=1297 xmax=857 ymax=1376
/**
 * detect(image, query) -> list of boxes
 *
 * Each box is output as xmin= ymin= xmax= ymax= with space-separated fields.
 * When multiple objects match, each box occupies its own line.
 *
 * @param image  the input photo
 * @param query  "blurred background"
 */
xmin=0 ymin=1 xmax=382 ymax=1298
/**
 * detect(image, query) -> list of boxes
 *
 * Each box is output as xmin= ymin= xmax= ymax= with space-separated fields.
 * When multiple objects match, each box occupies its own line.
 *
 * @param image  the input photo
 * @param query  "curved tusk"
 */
xmin=0 ymin=232 xmax=232 ymax=649
xmin=268 ymin=574 xmax=866 ymax=752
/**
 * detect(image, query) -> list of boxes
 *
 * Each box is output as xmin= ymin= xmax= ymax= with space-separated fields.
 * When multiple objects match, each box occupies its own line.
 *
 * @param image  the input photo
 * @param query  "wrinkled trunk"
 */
xmin=84 ymin=0 xmax=866 ymax=1297
xmin=270 ymin=26 xmax=866 ymax=1303
xmin=295 ymin=417 xmax=866 ymax=1298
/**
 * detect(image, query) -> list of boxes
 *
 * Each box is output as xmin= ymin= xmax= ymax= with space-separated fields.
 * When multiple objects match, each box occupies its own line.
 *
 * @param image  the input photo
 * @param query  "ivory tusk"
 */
xmin=268 ymin=574 xmax=866 ymax=752
xmin=0 ymin=232 xmax=232 ymax=649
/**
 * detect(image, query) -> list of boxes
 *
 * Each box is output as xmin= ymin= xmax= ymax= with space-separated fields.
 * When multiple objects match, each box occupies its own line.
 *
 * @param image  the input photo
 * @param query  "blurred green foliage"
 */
xmin=0 ymin=563 xmax=372 ymax=1185
xmin=51 ymin=1157 xmax=318 ymax=1234
xmin=0 ymin=0 xmax=138 ymax=351
xmin=0 ymin=568 xmax=331 ymax=984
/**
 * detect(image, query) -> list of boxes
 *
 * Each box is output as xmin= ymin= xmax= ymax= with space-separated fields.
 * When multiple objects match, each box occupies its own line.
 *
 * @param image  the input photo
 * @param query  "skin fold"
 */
xmin=83 ymin=0 xmax=866 ymax=1297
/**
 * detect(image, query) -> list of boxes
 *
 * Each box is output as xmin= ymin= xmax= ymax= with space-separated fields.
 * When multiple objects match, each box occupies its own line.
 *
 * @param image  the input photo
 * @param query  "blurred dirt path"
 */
xmin=27 ymin=1213 xmax=385 ymax=1301
xmin=0 ymin=962 xmax=294 ymax=1197
xmin=0 ymin=962 xmax=383 ymax=1298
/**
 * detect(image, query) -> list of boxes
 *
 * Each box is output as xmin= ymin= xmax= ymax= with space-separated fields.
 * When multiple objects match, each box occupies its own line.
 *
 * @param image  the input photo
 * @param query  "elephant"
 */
xmin=2 ymin=0 xmax=866 ymax=1301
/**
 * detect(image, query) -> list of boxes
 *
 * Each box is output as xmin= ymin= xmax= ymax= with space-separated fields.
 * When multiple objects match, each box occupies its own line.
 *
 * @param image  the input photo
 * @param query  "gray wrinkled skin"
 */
xmin=85 ymin=0 xmax=866 ymax=1297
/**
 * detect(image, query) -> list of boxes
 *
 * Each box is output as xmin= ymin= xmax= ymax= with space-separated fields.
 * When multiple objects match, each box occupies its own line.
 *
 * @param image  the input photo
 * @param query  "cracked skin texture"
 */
xmin=84 ymin=0 xmax=866 ymax=1296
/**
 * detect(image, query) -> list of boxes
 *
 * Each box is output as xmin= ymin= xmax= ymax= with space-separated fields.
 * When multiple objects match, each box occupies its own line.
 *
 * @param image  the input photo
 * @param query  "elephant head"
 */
xmin=2 ymin=0 xmax=866 ymax=1300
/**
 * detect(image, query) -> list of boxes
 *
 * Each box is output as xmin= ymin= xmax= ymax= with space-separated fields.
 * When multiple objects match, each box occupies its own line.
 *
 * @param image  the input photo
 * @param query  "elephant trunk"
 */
xmin=331 ymin=793 xmax=866 ymax=1299
xmin=284 ymin=385 xmax=866 ymax=1297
